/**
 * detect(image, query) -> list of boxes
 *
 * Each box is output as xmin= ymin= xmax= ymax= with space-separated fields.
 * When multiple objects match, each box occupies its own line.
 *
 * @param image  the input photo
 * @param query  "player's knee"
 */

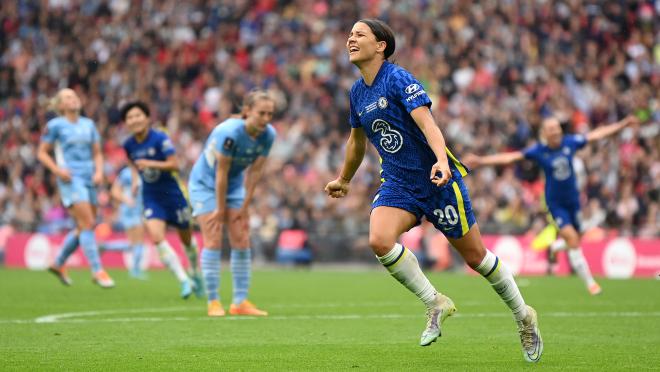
xmin=368 ymin=234 xmax=396 ymax=256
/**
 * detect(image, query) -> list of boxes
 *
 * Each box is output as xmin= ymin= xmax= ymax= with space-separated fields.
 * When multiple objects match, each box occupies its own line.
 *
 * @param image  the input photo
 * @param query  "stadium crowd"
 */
xmin=0 ymin=0 xmax=658 ymax=260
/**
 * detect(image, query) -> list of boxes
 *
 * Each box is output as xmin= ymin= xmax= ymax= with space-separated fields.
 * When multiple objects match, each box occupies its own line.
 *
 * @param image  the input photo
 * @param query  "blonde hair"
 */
xmin=47 ymin=88 xmax=79 ymax=116
xmin=240 ymin=89 xmax=274 ymax=119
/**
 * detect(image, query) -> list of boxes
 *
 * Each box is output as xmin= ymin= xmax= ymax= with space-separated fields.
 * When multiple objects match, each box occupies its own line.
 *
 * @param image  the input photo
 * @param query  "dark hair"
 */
xmin=120 ymin=101 xmax=150 ymax=121
xmin=358 ymin=18 xmax=395 ymax=60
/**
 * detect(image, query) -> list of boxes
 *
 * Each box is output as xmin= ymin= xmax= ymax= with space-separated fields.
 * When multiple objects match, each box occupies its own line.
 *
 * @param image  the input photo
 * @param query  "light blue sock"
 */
xmin=201 ymin=249 xmax=221 ymax=302
xmin=231 ymin=249 xmax=251 ymax=305
xmin=55 ymin=231 xmax=79 ymax=267
xmin=132 ymin=244 xmax=145 ymax=274
xmin=79 ymin=230 xmax=102 ymax=274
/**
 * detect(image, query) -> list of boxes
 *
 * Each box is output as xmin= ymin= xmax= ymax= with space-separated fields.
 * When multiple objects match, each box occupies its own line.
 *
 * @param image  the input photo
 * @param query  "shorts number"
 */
xmin=176 ymin=207 xmax=191 ymax=224
xmin=371 ymin=119 xmax=403 ymax=153
xmin=433 ymin=206 xmax=459 ymax=226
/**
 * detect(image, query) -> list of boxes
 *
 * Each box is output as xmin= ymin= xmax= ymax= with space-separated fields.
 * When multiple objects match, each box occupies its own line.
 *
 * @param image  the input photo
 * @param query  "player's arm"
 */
xmin=410 ymin=106 xmax=452 ymax=186
xmin=134 ymin=154 xmax=179 ymax=172
xmin=243 ymin=156 xmax=267 ymax=211
xmin=463 ymin=151 xmax=525 ymax=169
xmin=92 ymin=142 xmax=104 ymax=185
xmin=214 ymin=153 xmax=231 ymax=214
xmin=325 ymin=127 xmax=367 ymax=198
xmin=586 ymin=115 xmax=638 ymax=142
xmin=37 ymin=141 xmax=71 ymax=181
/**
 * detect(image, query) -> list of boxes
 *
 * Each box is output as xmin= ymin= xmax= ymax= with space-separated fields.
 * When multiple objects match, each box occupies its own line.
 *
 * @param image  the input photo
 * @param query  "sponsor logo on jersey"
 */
xmin=404 ymin=83 xmax=420 ymax=94
xmin=405 ymin=90 xmax=427 ymax=102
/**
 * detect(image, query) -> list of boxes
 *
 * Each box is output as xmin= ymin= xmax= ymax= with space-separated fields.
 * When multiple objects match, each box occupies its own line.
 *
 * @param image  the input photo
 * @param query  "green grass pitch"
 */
xmin=1 ymin=268 xmax=658 ymax=371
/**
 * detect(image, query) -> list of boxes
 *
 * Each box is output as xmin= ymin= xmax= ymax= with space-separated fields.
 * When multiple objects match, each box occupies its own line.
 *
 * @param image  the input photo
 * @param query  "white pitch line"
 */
xmin=1 ymin=309 xmax=659 ymax=325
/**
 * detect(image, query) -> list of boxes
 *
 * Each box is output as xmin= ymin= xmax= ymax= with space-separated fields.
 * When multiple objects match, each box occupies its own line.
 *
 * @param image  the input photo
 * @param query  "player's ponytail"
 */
xmin=241 ymin=89 xmax=274 ymax=119
xmin=359 ymin=18 xmax=396 ymax=60
xmin=48 ymin=91 xmax=64 ymax=116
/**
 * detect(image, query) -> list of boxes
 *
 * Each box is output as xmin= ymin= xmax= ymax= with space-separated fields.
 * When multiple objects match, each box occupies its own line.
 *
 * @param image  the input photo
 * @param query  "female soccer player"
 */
xmin=38 ymin=88 xmax=114 ymax=288
xmin=188 ymin=90 xmax=276 ymax=317
xmin=324 ymin=19 xmax=542 ymax=362
xmin=121 ymin=101 xmax=202 ymax=299
xmin=110 ymin=166 xmax=146 ymax=278
xmin=464 ymin=115 xmax=638 ymax=295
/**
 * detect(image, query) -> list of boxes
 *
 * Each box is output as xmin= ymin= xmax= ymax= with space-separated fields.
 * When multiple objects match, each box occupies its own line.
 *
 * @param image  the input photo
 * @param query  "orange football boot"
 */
xmin=229 ymin=300 xmax=268 ymax=316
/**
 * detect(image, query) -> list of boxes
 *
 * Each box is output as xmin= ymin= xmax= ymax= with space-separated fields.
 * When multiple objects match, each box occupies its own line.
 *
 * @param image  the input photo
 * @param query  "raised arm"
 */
xmin=586 ymin=115 xmax=638 ymax=143
xmin=410 ymin=106 xmax=451 ymax=186
xmin=463 ymin=151 xmax=525 ymax=169
xmin=325 ymin=127 xmax=367 ymax=198
xmin=134 ymin=154 xmax=179 ymax=172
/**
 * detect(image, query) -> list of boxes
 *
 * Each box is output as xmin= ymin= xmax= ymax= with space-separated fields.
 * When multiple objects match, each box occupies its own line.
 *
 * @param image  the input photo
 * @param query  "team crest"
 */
xmin=563 ymin=147 xmax=570 ymax=155
xmin=378 ymin=97 xmax=388 ymax=109
xmin=148 ymin=148 xmax=156 ymax=156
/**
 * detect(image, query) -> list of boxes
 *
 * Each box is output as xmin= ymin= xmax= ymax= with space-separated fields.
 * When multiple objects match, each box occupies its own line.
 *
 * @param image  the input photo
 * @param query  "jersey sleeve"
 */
xmin=260 ymin=126 xmax=277 ymax=156
xmin=348 ymin=87 xmax=361 ymax=129
xmin=391 ymin=68 xmax=431 ymax=113
xmin=41 ymin=119 xmax=58 ymax=144
xmin=158 ymin=132 xmax=176 ymax=157
xmin=567 ymin=134 xmax=587 ymax=150
xmin=213 ymin=125 xmax=237 ymax=157
xmin=522 ymin=144 xmax=541 ymax=161
xmin=91 ymin=122 xmax=101 ymax=145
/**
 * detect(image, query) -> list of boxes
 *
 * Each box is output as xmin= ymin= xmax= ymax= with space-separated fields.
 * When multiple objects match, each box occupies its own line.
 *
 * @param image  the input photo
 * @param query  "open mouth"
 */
xmin=348 ymin=46 xmax=359 ymax=54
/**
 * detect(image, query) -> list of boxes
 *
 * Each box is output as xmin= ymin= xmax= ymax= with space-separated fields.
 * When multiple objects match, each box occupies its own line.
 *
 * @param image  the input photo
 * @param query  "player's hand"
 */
xmin=622 ymin=115 xmax=640 ymax=127
xmin=233 ymin=208 xmax=249 ymax=229
xmin=430 ymin=159 xmax=451 ymax=187
xmin=56 ymin=167 xmax=72 ymax=182
xmin=131 ymin=181 xmax=139 ymax=197
xmin=207 ymin=209 xmax=225 ymax=232
xmin=462 ymin=154 xmax=481 ymax=170
xmin=92 ymin=171 xmax=103 ymax=186
xmin=324 ymin=178 xmax=350 ymax=198
xmin=134 ymin=159 xmax=149 ymax=170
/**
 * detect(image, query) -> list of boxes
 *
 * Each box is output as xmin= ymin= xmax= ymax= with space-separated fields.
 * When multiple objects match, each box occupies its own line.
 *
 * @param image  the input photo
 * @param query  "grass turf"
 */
xmin=0 ymin=268 xmax=658 ymax=371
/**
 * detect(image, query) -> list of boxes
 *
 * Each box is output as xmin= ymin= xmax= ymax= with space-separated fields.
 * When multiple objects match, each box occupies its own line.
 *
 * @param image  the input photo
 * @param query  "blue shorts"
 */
xmin=372 ymin=177 xmax=476 ymax=239
xmin=547 ymin=201 xmax=581 ymax=231
xmin=57 ymin=177 xmax=97 ymax=208
xmin=189 ymin=185 xmax=243 ymax=217
xmin=142 ymin=194 xmax=191 ymax=229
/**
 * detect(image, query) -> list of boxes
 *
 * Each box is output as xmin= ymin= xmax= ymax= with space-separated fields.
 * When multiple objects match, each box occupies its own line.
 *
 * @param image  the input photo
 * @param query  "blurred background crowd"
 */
xmin=1 ymin=0 xmax=658 ymax=261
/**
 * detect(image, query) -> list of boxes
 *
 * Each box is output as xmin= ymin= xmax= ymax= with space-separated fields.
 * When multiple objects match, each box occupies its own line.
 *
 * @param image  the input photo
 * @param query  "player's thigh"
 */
xmin=196 ymin=213 xmax=223 ymax=249
xmin=176 ymin=226 xmax=193 ymax=246
xmin=446 ymin=223 xmax=488 ymax=268
xmin=144 ymin=218 xmax=167 ymax=243
xmin=549 ymin=205 xmax=581 ymax=247
xmin=558 ymin=224 xmax=580 ymax=248
xmin=126 ymin=224 xmax=144 ymax=245
xmin=369 ymin=206 xmax=418 ymax=256
xmin=226 ymin=208 xmax=249 ymax=249
xmin=69 ymin=202 xmax=96 ymax=230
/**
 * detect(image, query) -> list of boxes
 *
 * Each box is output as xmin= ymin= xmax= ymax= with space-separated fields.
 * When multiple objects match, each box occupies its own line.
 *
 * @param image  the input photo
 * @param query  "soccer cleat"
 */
xmin=229 ymin=300 xmax=268 ymax=316
xmin=420 ymin=294 xmax=456 ymax=346
xmin=92 ymin=270 xmax=115 ymax=288
xmin=207 ymin=300 xmax=226 ymax=317
xmin=588 ymin=282 xmax=602 ymax=296
xmin=180 ymin=279 xmax=194 ymax=299
xmin=517 ymin=305 xmax=543 ymax=363
xmin=48 ymin=265 xmax=73 ymax=286
xmin=191 ymin=273 xmax=204 ymax=298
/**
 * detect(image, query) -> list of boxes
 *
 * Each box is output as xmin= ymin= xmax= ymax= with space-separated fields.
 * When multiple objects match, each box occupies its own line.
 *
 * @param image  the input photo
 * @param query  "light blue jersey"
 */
xmin=41 ymin=116 xmax=101 ymax=207
xmin=116 ymin=167 xmax=143 ymax=229
xmin=188 ymin=118 xmax=276 ymax=216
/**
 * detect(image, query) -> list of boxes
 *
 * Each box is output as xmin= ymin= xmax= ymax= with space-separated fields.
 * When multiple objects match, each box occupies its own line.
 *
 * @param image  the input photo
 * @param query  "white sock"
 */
xmin=550 ymin=239 xmax=567 ymax=253
xmin=568 ymin=248 xmax=596 ymax=288
xmin=377 ymin=243 xmax=438 ymax=308
xmin=156 ymin=240 xmax=189 ymax=283
xmin=475 ymin=250 xmax=527 ymax=321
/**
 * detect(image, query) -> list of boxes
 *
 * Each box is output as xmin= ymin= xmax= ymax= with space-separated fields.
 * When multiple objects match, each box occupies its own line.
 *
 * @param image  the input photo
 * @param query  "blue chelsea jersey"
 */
xmin=523 ymin=134 xmax=587 ymax=205
xmin=123 ymin=128 xmax=184 ymax=197
xmin=41 ymin=116 xmax=100 ymax=181
xmin=348 ymin=61 xmax=468 ymax=195
xmin=189 ymin=118 xmax=276 ymax=190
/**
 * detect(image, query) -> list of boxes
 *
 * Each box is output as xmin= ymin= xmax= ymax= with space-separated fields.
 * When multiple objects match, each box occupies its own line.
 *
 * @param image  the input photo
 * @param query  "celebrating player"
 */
xmin=464 ymin=115 xmax=639 ymax=295
xmin=324 ymin=19 xmax=542 ymax=362
xmin=109 ymin=166 xmax=146 ymax=278
xmin=121 ymin=101 xmax=202 ymax=299
xmin=38 ymin=88 xmax=115 ymax=288
xmin=188 ymin=90 xmax=276 ymax=317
